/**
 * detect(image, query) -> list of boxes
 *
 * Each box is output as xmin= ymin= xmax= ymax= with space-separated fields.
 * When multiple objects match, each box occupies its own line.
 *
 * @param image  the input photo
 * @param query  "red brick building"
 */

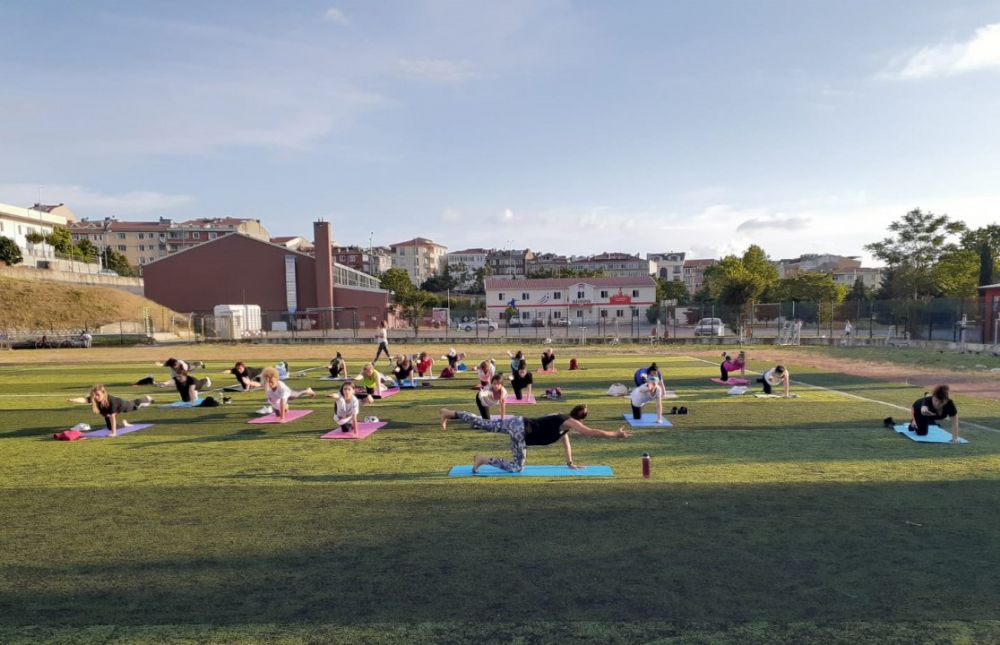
xmin=980 ymin=283 xmax=1000 ymax=344
xmin=143 ymin=221 xmax=389 ymax=331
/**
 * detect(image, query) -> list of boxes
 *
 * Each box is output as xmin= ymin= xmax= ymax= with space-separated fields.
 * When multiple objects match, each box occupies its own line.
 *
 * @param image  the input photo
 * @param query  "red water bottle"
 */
xmin=642 ymin=453 xmax=651 ymax=479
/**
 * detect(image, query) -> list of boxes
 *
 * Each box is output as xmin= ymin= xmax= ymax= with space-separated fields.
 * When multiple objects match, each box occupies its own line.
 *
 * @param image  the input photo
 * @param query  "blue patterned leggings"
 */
xmin=457 ymin=411 xmax=526 ymax=472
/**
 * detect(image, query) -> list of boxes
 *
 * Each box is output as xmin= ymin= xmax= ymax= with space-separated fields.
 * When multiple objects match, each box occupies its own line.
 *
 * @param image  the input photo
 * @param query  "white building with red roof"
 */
xmin=485 ymin=276 xmax=657 ymax=326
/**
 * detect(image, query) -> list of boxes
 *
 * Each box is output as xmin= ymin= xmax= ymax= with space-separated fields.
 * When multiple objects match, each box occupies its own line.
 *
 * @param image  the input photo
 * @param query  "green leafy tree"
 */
xmin=980 ymin=244 xmax=995 ymax=287
xmin=656 ymin=278 xmax=690 ymax=305
xmin=645 ymin=304 xmax=660 ymax=324
xmin=75 ymin=239 xmax=99 ymax=262
xmin=100 ymin=248 xmax=135 ymax=277
xmin=398 ymin=288 xmax=433 ymax=335
xmin=45 ymin=227 xmax=75 ymax=255
xmin=0 ymin=237 xmax=23 ymax=266
xmin=472 ymin=265 xmax=492 ymax=294
xmin=847 ymin=277 xmax=870 ymax=301
xmin=703 ymin=245 xmax=778 ymax=306
xmin=865 ymin=209 xmax=968 ymax=299
xmin=776 ymin=271 xmax=848 ymax=303
xmin=420 ymin=265 xmax=458 ymax=293
xmin=931 ymin=249 xmax=979 ymax=298
xmin=962 ymin=225 xmax=1000 ymax=286
xmin=379 ymin=267 xmax=414 ymax=297
xmin=25 ymin=231 xmax=45 ymax=244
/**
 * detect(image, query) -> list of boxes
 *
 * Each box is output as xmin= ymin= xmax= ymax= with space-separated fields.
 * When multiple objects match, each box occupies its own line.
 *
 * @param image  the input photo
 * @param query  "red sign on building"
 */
xmin=609 ymin=290 xmax=632 ymax=305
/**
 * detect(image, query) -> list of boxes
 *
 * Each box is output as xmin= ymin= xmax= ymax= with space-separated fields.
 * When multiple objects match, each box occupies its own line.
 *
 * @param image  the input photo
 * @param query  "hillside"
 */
xmin=0 ymin=277 xmax=185 ymax=332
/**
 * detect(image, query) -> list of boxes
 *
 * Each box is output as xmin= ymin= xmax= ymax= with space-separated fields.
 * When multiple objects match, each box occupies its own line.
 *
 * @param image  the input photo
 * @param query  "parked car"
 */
xmin=507 ymin=319 xmax=525 ymax=328
xmin=97 ymin=269 xmax=119 ymax=276
xmin=462 ymin=318 xmax=498 ymax=332
xmin=531 ymin=318 xmax=546 ymax=327
xmin=693 ymin=317 xmax=725 ymax=337
xmin=551 ymin=318 xmax=572 ymax=327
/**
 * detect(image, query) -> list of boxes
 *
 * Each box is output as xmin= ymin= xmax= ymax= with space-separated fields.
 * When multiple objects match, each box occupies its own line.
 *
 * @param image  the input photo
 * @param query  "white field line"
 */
xmin=684 ymin=355 xmax=1000 ymax=435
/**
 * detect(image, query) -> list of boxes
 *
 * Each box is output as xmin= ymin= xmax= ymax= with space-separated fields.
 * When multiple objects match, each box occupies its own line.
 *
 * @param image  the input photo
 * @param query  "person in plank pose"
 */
xmin=476 ymin=359 xmax=496 ymax=389
xmin=337 ymin=363 xmax=395 ymax=403
xmin=373 ymin=322 xmax=391 ymax=365
xmin=476 ymin=373 xmax=508 ymax=419
xmin=719 ymin=351 xmax=746 ymax=382
xmin=416 ymin=351 xmax=435 ymax=377
xmin=506 ymin=349 xmax=526 ymax=373
xmin=333 ymin=382 xmax=361 ymax=435
xmin=260 ymin=366 xmax=315 ymax=421
xmin=909 ymin=384 xmax=961 ymax=443
xmin=629 ymin=376 xmax=665 ymax=423
xmin=393 ymin=355 xmax=415 ymax=384
xmin=540 ymin=348 xmax=556 ymax=372
xmin=68 ymin=386 xmax=153 ymax=437
xmin=328 ymin=352 xmax=347 ymax=378
xmin=757 ymin=365 xmax=791 ymax=397
xmin=439 ymin=403 xmax=631 ymax=473
xmin=227 ymin=362 xmax=263 ymax=390
xmin=507 ymin=363 xmax=534 ymax=401
xmin=442 ymin=348 xmax=466 ymax=371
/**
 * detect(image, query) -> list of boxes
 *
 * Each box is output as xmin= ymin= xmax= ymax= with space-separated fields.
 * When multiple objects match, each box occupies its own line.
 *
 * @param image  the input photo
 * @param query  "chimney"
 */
xmin=314 ymin=220 xmax=335 ymax=327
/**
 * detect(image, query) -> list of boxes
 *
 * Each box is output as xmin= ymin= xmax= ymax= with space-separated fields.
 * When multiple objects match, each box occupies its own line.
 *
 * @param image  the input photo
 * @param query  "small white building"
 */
xmin=647 ymin=252 xmax=686 ymax=281
xmin=446 ymin=248 xmax=489 ymax=289
xmin=485 ymin=276 xmax=657 ymax=325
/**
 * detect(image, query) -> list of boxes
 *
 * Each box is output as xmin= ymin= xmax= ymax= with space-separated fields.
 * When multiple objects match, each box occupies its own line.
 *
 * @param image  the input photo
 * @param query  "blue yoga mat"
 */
xmin=893 ymin=424 xmax=968 ymax=444
xmin=449 ymin=465 xmax=614 ymax=477
xmin=623 ymin=414 xmax=673 ymax=428
xmin=160 ymin=398 xmax=205 ymax=408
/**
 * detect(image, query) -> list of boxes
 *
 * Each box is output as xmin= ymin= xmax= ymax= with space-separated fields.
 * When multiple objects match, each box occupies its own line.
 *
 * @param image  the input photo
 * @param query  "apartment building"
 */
xmin=682 ymin=259 xmax=718 ymax=294
xmin=69 ymin=216 xmax=270 ymax=269
xmin=568 ymin=252 xmax=654 ymax=278
xmin=333 ymin=245 xmax=392 ymax=276
xmin=647 ymin=252 xmax=686 ymax=281
xmin=390 ymin=237 xmax=447 ymax=284
xmin=485 ymin=276 xmax=657 ymax=326
xmin=487 ymin=248 xmax=535 ymax=279
xmin=446 ymin=248 xmax=489 ymax=289
xmin=0 ymin=201 xmax=75 ymax=250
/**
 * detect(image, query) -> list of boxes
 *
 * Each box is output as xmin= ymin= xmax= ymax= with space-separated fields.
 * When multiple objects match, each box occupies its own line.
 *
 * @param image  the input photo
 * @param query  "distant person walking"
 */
xmin=373 ymin=322 xmax=391 ymax=364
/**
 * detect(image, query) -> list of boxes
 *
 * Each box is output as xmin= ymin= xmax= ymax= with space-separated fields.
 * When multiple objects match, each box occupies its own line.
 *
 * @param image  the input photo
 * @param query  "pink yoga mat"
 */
xmin=373 ymin=387 xmax=400 ymax=399
xmin=504 ymin=395 xmax=536 ymax=404
xmin=320 ymin=421 xmax=387 ymax=439
xmin=247 ymin=409 xmax=314 ymax=424
xmin=710 ymin=377 xmax=749 ymax=386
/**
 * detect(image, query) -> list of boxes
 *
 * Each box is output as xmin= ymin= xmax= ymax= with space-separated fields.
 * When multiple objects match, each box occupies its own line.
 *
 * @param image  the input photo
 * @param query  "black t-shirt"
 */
xmin=395 ymin=363 xmax=414 ymax=381
xmin=512 ymin=371 xmax=534 ymax=389
xmin=913 ymin=396 xmax=958 ymax=420
xmin=524 ymin=413 xmax=570 ymax=446
xmin=175 ymin=376 xmax=196 ymax=402
xmin=97 ymin=395 xmax=131 ymax=417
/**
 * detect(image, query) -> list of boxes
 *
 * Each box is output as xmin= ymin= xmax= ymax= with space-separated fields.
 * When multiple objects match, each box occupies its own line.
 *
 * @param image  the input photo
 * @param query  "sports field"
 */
xmin=2 ymin=345 xmax=999 ymax=644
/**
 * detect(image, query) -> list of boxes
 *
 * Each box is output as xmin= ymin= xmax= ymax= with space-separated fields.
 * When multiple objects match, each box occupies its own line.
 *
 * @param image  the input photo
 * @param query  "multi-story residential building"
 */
xmin=446 ymin=248 xmax=489 ymax=290
xmin=833 ymin=267 xmax=883 ymax=291
xmin=526 ymin=252 xmax=571 ymax=276
xmin=776 ymin=253 xmax=861 ymax=278
xmin=69 ymin=216 xmax=270 ymax=269
xmin=271 ymin=236 xmax=315 ymax=253
xmin=485 ymin=276 xmax=657 ymax=326
xmin=487 ymin=248 xmax=535 ymax=279
xmin=333 ymin=245 xmax=392 ymax=277
xmin=390 ymin=237 xmax=447 ymax=284
xmin=0 ymin=201 xmax=74 ymax=250
xmin=567 ymin=252 xmax=654 ymax=278
xmin=682 ymin=259 xmax=718 ymax=294
xmin=647 ymin=252 xmax=686 ymax=281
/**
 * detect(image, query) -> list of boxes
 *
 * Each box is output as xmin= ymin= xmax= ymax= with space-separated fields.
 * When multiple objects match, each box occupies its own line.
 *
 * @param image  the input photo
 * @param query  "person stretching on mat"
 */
xmin=373 ymin=322 xmax=391 ymax=365
xmin=909 ymin=384 xmax=961 ymax=443
xmin=443 ymin=348 xmax=465 ymax=371
xmin=719 ymin=351 xmax=746 ymax=382
xmin=416 ymin=351 xmax=435 ymax=377
xmin=328 ymin=352 xmax=347 ymax=378
xmin=540 ymin=348 xmax=556 ymax=372
xmin=259 ymin=367 xmax=315 ymax=420
xmin=476 ymin=359 xmax=495 ymax=389
xmin=72 ymin=385 xmax=153 ymax=437
xmin=333 ymin=382 xmax=361 ymax=435
xmin=228 ymin=362 xmax=263 ymax=390
xmin=634 ymin=362 xmax=660 ymax=386
xmin=173 ymin=368 xmax=213 ymax=403
xmin=393 ymin=355 xmax=415 ymax=384
xmin=629 ymin=376 xmax=665 ymax=423
xmin=345 ymin=363 xmax=393 ymax=403
xmin=506 ymin=349 xmax=526 ymax=373
xmin=476 ymin=373 xmax=508 ymax=419
xmin=757 ymin=365 xmax=790 ymax=397
xmin=439 ymin=403 xmax=631 ymax=473
xmin=508 ymin=363 xmax=534 ymax=401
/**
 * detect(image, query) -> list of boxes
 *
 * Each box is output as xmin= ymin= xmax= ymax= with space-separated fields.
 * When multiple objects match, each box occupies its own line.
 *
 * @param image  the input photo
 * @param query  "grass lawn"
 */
xmin=2 ymin=346 xmax=1000 ymax=644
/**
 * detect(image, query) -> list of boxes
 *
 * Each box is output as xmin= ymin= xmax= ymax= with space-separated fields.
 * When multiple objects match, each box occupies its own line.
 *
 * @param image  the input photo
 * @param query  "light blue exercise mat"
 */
xmin=160 ymin=398 xmax=205 ymax=408
xmin=893 ymin=424 xmax=968 ymax=444
xmin=449 ymin=465 xmax=614 ymax=477
xmin=622 ymin=413 xmax=673 ymax=428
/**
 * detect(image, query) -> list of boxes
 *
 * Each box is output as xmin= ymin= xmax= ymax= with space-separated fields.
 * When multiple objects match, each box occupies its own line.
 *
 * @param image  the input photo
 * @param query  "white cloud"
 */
xmin=323 ymin=8 xmax=350 ymax=25
xmin=736 ymin=215 xmax=810 ymax=233
xmin=0 ymin=184 xmax=193 ymax=217
xmin=395 ymin=58 xmax=479 ymax=83
xmin=881 ymin=22 xmax=1000 ymax=80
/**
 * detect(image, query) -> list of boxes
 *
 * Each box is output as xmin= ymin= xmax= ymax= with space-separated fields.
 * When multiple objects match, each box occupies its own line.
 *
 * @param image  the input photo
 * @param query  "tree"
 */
xmin=847 ymin=276 xmax=871 ymax=301
xmin=100 ymin=248 xmax=135 ymax=277
xmin=25 ymin=231 xmax=45 ymax=244
xmin=702 ymin=245 xmax=779 ymax=307
xmin=398 ymin=289 xmax=433 ymax=336
xmin=472 ymin=265 xmax=492 ymax=294
xmin=776 ymin=271 xmax=848 ymax=303
xmin=656 ymin=278 xmax=690 ymax=305
xmin=379 ymin=268 xmax=413 ymax=297
xmin=45 ymin=227 xmax=74 ymax=255
xmin=864 ymin=209 xmax=968 ymax=299
xmin=980 ymin=243 xmax=995 ymax=287
xmin=962 ymin=225 xmax=1000 ymax=286
xmin=420 ymin=265 xmax=458 ymax=293
xmin=645 ymin=304 xmax=660 ymax=324
xmin=75 ymin=239 xmax=99 ymax=262
xmin=0 ymin=237 xmax=23 ymax=266
xmin=930 ymin=249 xmax=979 ymax=298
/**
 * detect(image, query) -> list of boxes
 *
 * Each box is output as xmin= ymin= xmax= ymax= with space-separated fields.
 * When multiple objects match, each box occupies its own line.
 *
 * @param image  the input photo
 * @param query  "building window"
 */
xmin=117 ymin=245 xmax=127 ymax=251
xmin=209 ymin=232 xmax=217 ymax=239
xmin=601 ymin=309 xmax=608 ymax=318
xmin=577 ymin=290 xmax=585 ymax=299
xmin=632 ymin=289 xmax=639 ymax=297
xmin=521 ymin=292 xmax=529 ymax=300
xmin=553 ymin=311 xmax=562 ymax=319
xmin=192 ymin=232 xmax=200 ymax=239
xmin=600 ymin=290 xmax=608 ymax=298
xmin=522 ymin=312 xmax=530 ymax=320
xmin=137 ymin=233 xmax=144 ymax=240
xmin=139 ymin=257 xmax=146 ymax=264
xmin=553 ymin=292 xmax=561 ymax=300
xmin=117 ymin=233 xmax=126 ymax=240
xmin=616 ymin=309 xmax=624 ymax=318
xmin=576 ymin=310 xmax=583 ymax=318
xmin=498 ymin=293 xmax=504 ymax=302
xmin=139 ymin=245 xmax=145 ymax=251
xmin=632 ymin=308 xmax=640 ymax=317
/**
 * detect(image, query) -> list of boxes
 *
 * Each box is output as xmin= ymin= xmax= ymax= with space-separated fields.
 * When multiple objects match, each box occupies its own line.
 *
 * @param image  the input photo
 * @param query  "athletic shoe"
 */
xmin=222 ymin=396 xmax=233 ymax=405
xmin=203 ymin=377 xmax=212 ymax=388
xmin=137 ymin=395 xmax=154 ymax=408
xmin=678 ymin=406 xmax=688 ymax=414
xmin=364 ymin=416 xmax=380 ymax=423
xmin=256 ymin=405 xmax=274 ymax=415
xmin=883 ymin=417 xmax=895 ymax=429
xmin=670 ymin=406 xmax=678 ymax=415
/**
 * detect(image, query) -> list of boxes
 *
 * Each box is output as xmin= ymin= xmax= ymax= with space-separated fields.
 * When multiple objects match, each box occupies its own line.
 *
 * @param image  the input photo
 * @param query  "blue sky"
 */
xmin=2 ymin=1 xmax=999 ymax=263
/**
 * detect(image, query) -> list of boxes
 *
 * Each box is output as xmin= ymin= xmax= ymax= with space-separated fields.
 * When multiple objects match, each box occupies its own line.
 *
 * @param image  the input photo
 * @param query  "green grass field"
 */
xmin=2 ymin=346 xmax=1000 ymax=644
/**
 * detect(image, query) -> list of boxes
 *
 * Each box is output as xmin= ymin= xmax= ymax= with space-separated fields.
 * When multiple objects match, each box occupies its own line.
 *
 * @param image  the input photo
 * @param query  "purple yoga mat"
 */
xmin=83 ymin=423 xmax=154 ymax=438
xmin=247 ymin=409 xmax=314 ymax=424
xmin=710 ymin=377 xmax=749 ymax=386
xmin=320 ymin=421 xmax=387 ymax=439
xmin=504 ymin=395 xmax=536 ymax=405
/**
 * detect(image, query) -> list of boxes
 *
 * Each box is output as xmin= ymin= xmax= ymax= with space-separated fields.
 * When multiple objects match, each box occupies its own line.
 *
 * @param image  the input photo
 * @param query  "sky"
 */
xmin=1 ymin=1 xmax=999 ymax=264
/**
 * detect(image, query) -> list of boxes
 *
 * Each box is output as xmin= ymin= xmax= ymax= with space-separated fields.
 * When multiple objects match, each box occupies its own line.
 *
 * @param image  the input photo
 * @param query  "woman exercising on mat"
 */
xmin=475 ymin=373 xmax=507 ymax=419
xmin=328 ymin=352 xmax=347 ymax=378
xmin=507 ymin=363 xmax=534 ymax=400
xmin=67 ymin=386 xmax=153 ymax=437
xmin=540 ymin=348 xmax=556 ymax=372
xmin=260 ymin=367 xmax=315 ymax=421
xmin=634 ymin=361 xmax=660 ymax=386
xmin=345 ymin=363 xmax=394 ymax=403
xmin=333 ymin=382 xmax=361 ymax=435
xmin=393 ymin=355 xmax=415 ymax=383
xmin=757 ymin=365 xmax=790 ymax=397
xmin=439 ymin=403 xmax=631 ymax=473
xmin=629 ymin=376 xmax=664 ymax=423
xmin=909 ymin=384 xmax=961 ymax=443
xmin=416 ymin=352 xmax=435 ymax=377
xmin=476 ymin=359 xmax=495 ymax=389
xmin=719 ymin=351 xmax=746 ymax=382
xmin=506 ymin=349 xmax=526 ymax=372
xmin=227 ymin=362 xmax=263 ymax=390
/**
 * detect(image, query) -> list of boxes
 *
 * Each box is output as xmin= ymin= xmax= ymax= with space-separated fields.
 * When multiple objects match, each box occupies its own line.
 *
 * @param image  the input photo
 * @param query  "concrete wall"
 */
xmin=0 ymin=265 xmax=144 ymax=295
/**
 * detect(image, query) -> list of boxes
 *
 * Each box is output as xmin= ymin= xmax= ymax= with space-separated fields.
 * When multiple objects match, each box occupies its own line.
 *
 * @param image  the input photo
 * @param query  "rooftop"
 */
xmin=485 ymin=276 xmax=656 ymax=289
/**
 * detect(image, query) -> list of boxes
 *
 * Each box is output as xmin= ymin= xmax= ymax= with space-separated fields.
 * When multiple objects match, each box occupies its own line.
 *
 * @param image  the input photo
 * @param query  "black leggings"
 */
xmin=631 ymin=405 xmax=643 ymax=420
xmin=720 ymin=362 xmax=729 ymax=381
xmin=476 ymin=395 xmax=491 ymax=419
xmin=758 ymin=378 xmax=772 ymax=394
xmin=910 ymin=402 xmax=942 ymax=436
xmin=513 ymin=384 xmax=525 ymax=400
xmin=374 ymin=342 xmax=391 ymax=362
xmin=541 ymin=356 xmax=555 ymax=370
